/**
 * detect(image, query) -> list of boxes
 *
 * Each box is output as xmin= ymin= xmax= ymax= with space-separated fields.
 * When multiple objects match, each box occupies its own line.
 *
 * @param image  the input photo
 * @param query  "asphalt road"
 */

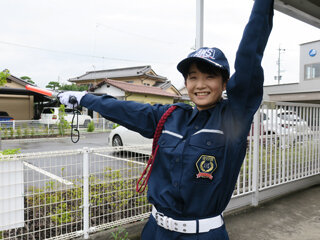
xmin=1 ymin=132 xmax=110 ymax=153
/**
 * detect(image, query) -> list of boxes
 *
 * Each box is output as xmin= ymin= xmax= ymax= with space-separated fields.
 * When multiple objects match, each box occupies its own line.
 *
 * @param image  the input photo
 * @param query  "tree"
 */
xmin=20 ymin=76 xmax=35 ymax=85
xmin=0 ymin=69 xmax=10 ymax=87
xmin=59 ymin=83 xmax=88 ymax=91
xmin=46 ymin=81 xmax=61 ymax=90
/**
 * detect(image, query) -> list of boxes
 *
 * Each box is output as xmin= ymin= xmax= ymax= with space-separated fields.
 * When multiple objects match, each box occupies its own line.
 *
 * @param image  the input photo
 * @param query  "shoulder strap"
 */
xmin=136 ymin=105 xmax=178 ymax=193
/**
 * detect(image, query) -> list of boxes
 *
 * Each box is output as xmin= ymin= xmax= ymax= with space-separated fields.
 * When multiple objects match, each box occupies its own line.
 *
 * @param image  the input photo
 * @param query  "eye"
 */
xmin=207 ymin=74 xmax=217 ymax=79
xmin=188 ymin=75 xmax=197 ymax=80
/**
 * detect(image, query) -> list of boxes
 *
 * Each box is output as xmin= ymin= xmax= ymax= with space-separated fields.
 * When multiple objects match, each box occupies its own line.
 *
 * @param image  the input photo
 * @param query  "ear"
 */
xmin=222 ymin=81 xmax=227 ymax=91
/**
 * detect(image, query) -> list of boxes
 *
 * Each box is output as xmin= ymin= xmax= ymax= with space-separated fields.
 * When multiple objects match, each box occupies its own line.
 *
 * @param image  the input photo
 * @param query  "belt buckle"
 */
xmin=155 ymin=212 xmax=173 ymax=231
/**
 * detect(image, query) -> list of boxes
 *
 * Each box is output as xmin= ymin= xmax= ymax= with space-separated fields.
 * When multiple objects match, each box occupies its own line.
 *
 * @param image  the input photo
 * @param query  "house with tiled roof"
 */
xmin=69 ymin=65 xmax=181 ymax=100
xmin=90 ymin=79 xmax=180 ymax=105
xmin=69 ymin=65 xmax=166 ymax=86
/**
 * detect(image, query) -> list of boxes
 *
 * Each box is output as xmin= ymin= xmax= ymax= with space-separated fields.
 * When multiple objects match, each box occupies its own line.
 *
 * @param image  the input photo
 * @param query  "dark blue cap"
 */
xmin=177 ymin=47 xmax=230 ymax=79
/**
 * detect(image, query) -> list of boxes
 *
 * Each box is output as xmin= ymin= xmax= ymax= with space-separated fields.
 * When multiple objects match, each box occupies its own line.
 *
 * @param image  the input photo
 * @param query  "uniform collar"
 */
xmin=187 ymin=103 xmax=219 ymax=125
xmin=187 ymin=107 xmax=199 ymax=125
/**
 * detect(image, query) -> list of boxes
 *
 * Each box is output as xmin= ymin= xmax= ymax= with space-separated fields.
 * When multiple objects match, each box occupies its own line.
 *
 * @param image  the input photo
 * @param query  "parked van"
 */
xmin=39 ymin=107 xmax=92 ymax=127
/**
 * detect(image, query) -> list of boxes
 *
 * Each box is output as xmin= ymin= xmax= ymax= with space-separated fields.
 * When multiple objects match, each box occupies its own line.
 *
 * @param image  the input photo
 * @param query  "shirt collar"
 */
xmin=187 ymin=104 xmax=219 ymax=125
xmin=187 ymin=107 xmax=199 ymax=125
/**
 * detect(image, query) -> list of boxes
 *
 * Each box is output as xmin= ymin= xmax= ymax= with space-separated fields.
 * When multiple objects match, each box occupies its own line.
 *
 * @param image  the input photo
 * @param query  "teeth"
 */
xmin=196 ymin=92 xmax=209 ymax=96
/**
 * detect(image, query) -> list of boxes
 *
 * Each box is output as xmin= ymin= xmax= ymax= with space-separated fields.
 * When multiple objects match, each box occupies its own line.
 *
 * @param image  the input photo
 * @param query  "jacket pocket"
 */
xmin=189 ymin=132 xmax=225 ymax=150
xmin=158 ymin=132 xmax=181 ymax=148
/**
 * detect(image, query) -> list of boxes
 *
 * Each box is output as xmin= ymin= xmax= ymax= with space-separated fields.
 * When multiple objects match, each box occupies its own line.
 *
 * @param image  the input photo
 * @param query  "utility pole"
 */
xmin=275 ymin=46 xmax=286 ymax=84
xmin=195 ymin=0 xmax=204 ymax=49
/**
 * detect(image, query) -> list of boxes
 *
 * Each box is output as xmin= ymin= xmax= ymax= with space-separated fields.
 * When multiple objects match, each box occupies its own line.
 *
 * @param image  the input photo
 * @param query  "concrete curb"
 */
xmin=76 ymin=219 xmax=147 ymax=240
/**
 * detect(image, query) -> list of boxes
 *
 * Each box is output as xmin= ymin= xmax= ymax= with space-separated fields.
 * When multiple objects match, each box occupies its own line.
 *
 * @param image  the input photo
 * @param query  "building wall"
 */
xmin=0 ymin=95 xmax=34 ymax=120
xmin=4 ymin=80 xmax=24 ymax=88
xmin=94 ymin=85 xmax=125 ymax=97
xmin=300 ymin=40 xmax=320 ymax=83
xmin=263 ymin=40 xmax=320 ymax=103
xmin=126 ymin=93 xmax=173 ymax=105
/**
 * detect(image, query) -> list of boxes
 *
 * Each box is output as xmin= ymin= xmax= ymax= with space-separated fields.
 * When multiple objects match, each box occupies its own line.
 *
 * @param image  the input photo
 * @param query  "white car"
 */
xmin=108 ymin=125 xmax=152 ymax=154
xmin=260 ymin=109 xmax=312 ymax=138
xmin=39 ymin=107 xmax=92 ymax=127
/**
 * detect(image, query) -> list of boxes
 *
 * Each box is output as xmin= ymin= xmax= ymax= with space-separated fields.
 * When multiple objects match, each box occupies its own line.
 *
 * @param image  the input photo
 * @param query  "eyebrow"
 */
xmin=188 ymin=70 xmax=197 ymax=75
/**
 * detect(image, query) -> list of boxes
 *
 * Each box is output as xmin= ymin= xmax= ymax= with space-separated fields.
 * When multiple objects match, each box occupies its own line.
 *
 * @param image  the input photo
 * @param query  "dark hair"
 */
xmin=183 ymin=60 xmax=229 ymax=83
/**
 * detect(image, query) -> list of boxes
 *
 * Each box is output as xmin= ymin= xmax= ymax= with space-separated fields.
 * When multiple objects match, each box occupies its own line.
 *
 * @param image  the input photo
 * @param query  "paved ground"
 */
xmin=226 ymin=184 xmax=320 ymax=240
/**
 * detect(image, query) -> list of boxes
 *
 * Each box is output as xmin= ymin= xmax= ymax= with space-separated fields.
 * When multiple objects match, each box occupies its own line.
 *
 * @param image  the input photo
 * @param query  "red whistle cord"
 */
xmin=136 ymin=105 xmax=177 ymax=193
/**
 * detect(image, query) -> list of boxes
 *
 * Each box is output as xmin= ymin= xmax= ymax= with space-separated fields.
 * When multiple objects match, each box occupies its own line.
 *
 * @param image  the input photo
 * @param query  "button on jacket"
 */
xmin=80 ymin=0 xmax=274 ymax=238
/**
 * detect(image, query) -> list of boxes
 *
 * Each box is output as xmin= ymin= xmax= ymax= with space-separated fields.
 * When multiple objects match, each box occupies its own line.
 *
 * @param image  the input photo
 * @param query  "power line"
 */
xmin=0 ymin=40 xmax=173 ymax=64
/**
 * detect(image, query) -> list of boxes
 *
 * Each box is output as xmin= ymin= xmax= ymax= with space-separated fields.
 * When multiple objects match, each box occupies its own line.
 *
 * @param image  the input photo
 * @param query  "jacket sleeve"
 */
xmin=226 ymin=0 xmax=274 ymax=120
xmin=80 ymin=94 xmax=168 ymax=138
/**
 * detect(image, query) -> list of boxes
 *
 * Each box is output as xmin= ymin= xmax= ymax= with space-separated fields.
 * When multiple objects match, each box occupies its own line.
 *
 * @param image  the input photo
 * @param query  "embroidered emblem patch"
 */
xmin=196 ymin=155 xmax=217 ymax=180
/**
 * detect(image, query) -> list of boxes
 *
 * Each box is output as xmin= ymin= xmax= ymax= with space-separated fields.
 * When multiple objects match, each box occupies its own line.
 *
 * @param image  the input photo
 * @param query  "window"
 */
xmin=305 ymin=63 xmax=320 ymax=80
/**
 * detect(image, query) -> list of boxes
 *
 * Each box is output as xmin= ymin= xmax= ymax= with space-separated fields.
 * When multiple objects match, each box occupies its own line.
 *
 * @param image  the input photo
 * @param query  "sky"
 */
xmin=0 ymin=0 xmax=320 ymax=90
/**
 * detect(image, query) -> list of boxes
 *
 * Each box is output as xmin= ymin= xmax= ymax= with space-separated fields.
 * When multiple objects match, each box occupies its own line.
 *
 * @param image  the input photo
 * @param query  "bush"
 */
xmin=0 ymin=148 xmax=21 ymax=155
xmin=112 ymin=123 xmax=119 ymax=129
xmin=87 ymin=121 xmax=95 ymax=132
xmin=3 ymin=128 xmax=8 ymax=139
xmin=24 ymin=127 xmax=29 ymax=137
xmin=16 ymin=126 xmax=22 ymax=138
xmin=9 ymin=128 xmax=14 ymax=138
xmin=57 ymin=105 xmax=70 ymax=136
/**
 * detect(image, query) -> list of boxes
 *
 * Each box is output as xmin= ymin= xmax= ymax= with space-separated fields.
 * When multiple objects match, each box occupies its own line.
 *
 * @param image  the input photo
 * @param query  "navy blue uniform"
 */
xmin=80 ymin=0 xmax=274 ymax=238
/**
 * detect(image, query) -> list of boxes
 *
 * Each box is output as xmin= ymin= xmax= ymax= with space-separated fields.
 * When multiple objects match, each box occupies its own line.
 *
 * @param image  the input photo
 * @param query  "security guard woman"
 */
xmin=59 ymin=0 xmax=274 ymax=239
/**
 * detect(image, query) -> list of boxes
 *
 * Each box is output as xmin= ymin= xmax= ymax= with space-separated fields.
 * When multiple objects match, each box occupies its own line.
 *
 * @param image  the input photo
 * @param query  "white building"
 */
xmin=263 ymin=39 xmax=320 ymax=104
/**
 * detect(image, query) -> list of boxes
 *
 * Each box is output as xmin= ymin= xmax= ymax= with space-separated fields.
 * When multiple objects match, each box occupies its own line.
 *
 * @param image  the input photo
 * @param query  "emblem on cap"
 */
xmin=192 ymin=48 xmax=216 ymax=60
xmin=196 ymin=155 xmax=217 ymax=180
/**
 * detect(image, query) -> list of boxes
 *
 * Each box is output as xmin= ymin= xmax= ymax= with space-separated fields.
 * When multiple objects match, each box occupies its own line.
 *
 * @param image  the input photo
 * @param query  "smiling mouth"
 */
xmin=195 ymin=92 xmax=210 ymax=96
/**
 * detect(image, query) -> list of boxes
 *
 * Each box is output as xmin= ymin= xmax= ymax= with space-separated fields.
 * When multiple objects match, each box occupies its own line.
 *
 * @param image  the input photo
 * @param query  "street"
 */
xmin=1 ymin=132 xmax=110 ymax=153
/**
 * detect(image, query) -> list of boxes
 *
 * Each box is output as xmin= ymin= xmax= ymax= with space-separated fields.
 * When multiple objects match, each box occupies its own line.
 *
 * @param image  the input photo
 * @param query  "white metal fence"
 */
xmin=0 ymin=102 xmax=320 ymax=239
xmin=0 ymin=118 xmax=114 ymax=139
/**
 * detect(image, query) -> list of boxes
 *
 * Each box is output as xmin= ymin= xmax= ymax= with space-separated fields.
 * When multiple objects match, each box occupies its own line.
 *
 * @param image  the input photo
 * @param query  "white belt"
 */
xmin=152 ymin=206 xmax=224 ymax=234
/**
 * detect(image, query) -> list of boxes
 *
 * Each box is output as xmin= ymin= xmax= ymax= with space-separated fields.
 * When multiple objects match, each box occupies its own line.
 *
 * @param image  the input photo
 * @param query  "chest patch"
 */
xmin=196 ymin=155 xmax=217 ymax=180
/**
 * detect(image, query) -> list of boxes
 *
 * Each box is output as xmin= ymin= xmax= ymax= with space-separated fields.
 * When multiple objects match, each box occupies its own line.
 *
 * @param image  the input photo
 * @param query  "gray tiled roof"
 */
xmin=69 ymin=65 xmax=167 ymax=82
xmin=6 ymin=74 xmax=34 ymax=87
xmin=92 ymin=79 xmax=179 ymax=98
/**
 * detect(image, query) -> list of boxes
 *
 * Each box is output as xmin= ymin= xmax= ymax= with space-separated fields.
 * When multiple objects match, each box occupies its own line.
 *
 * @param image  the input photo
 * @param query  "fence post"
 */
xmin=82 ymin=147 xmax=90 ymax=239
xmin=252 ymin=108 xmax=260 ymax=206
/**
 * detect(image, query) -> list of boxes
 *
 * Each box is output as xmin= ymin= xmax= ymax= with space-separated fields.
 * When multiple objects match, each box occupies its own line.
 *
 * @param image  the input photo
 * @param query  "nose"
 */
xmin=195 ymin=77 xmax=206 ymax=89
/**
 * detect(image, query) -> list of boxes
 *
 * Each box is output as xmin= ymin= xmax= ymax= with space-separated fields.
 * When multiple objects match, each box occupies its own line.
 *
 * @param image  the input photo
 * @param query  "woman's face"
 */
xmin=186 ymin=63 xmax=226 ymax=111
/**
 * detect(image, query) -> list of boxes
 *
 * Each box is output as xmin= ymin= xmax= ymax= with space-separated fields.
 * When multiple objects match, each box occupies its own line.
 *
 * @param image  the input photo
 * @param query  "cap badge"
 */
xmin=196 ymin=155 xmax=217 ymax=180
xmin=192 ymin=48 xmax=216 ymax=60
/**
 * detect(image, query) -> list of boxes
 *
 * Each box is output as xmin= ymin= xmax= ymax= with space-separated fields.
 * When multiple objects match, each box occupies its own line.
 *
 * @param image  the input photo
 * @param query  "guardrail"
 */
xmin=0 ymin=102 xmax=319 ymax=239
